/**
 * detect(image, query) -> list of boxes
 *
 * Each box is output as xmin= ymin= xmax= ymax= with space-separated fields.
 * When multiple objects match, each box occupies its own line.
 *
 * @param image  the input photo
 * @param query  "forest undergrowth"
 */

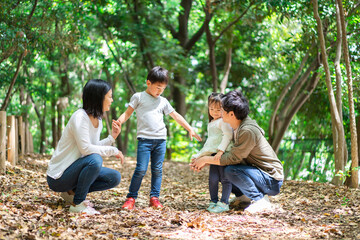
xmin=1 ymin=154 xmax=360 ymax=239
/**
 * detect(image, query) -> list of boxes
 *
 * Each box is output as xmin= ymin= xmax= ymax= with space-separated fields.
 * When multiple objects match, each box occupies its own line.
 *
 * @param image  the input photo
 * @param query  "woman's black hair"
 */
xmin=82 ymin=79 xmax=112 ymax=119
xmin=221 ymin=90 xmax=249 ymax=120
xmin=207 ymin=92 xmax=223 ymax=122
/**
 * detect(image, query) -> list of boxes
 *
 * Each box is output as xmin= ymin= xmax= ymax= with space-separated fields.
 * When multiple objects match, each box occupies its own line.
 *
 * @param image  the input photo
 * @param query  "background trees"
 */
xmin=1 ymin=0 xmax=359 ymax=186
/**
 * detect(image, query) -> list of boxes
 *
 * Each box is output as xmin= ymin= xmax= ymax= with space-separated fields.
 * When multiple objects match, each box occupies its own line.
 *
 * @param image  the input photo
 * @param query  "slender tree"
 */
xmin=336 ymin=0 xmax=358 ymax=188
xmin=204 ymin=0 xmax=254 ymax=92
xmin=331 ymin=1 xmax=347 ymax=186
xmin=312 ymin=0 xmax=345 ymax=184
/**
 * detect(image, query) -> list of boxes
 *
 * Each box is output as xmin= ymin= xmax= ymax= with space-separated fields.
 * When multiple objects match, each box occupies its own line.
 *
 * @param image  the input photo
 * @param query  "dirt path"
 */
xmin=1 ymin=155 xmax=359 ymax=239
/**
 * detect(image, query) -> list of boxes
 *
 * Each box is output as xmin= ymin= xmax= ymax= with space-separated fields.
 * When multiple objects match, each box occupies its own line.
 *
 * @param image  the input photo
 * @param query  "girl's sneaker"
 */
xmin=208 ymin=202 xmax=229 ymax=213
xmin=69 ymin=202 xmax=100 ymax=215
xmin=206 ymin=202 xmax=217 ymax=212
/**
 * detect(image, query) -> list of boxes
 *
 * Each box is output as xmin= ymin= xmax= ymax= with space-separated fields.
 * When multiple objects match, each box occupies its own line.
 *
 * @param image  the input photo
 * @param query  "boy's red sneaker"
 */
xmin=149 ymin=197 xmax=163 ymax=208
xmin=122 ymin=197 xmax=135 ymax=210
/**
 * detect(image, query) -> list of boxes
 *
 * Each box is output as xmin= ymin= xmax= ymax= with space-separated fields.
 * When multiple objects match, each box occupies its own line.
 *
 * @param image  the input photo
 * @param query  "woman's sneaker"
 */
xmin=69 ymin=202 xmax=100 ymax=215
xmin=206 ymin=202 xmax=217 ymax=211
xmin=208 ymin=202 xmax=229 ymax=213
xmin=60 ymin=192 xmax=74 ymax=204
xmin=244 ymin=195 xmax=272 ymax=214
xmin=60 ymin=192 xmax=94 ymax=207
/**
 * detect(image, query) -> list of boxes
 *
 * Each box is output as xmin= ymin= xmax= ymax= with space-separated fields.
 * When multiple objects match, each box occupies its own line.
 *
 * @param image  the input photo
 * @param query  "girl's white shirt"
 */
xmin=192 ymin=118 xmax=233 ymax=159
xmin=47 ymin=109 xmax=119 ymax=179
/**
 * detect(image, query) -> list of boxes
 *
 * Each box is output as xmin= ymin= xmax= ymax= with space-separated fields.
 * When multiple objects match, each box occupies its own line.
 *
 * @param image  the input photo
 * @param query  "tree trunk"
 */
xmin=331 ymin=2 xmax=347 ymax=186
xmin=50 ymin=79 xmax=58 ymax=148
xmin=220 ymin=34 xmax=233 ymax=94
xmin=172 ymin=74 xmax=187 ymax=116
xmin=312 ymin=1 xmax=345 ymax=187
xmin=127 ymin=0 xmax=154 ymax=71
xmin=270 ymin=55 xmax=321 ymax=152
xmin=0 ymin=50 xmax=26 ymax=111
xmin=337 ymin=0 xmax=359 ymax=188
xmin=29 ymin=93 xmax=47 ymax=153
xmin=269 ymin=45 xmax=312 ymax=142
xmin=163 ymin=0 xmax=208 ymax=115
xmin=204 ymin=0 xmax=254 ymax=93
xmin=56 ymin=56 xmax=71 ymax=140
xmin=293 ymin=152 xmax=306 ymax=179
xmin=0 ymin=111 xmax=6 ymax=173
xmin=357 ymin=115 xmax=360 ymax=166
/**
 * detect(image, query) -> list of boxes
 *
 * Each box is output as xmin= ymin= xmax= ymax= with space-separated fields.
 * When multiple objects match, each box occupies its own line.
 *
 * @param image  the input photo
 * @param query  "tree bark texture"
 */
xmin=270 ymin=55 xmax=321 ymax=153
xmin=337 ymin=0 xmax=359 ymax=188
xmin=312 ymin=0 xmax=347 ymax=184
xmin=204 ymin=0 xmax=254 ymax=93
xmin=0 ymin=111 xmax=6 ymax=174
xmin=0 ymin=50 xmax=26 ymax=111
xmin=331 ymin=2 xmax=347 ymax=186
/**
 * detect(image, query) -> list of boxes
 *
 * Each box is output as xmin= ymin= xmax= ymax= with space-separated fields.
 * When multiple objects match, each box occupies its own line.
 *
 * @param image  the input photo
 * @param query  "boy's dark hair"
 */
xmin=83 ymin=79 xmax=112 ymax=119
xmin=208 ymin=92 xmax=223 ymax=122
xmin=221 ymin=90 xmax=249 ymax=120
xmin=147 ymin=66 xmax=169 ymax=84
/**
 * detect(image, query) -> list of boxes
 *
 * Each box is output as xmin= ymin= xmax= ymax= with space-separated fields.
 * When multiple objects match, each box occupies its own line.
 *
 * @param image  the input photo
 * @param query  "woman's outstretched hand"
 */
xmin=111 ymin=119 xmax=122 ymax=139
xmin=115 ymin=150 xmax=124 ymax=164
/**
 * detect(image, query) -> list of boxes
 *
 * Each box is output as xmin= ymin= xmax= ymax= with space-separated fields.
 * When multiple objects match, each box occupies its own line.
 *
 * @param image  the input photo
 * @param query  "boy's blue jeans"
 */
xmin=47 ymin=154 xmax=121 ymax=205
xmin=209 ymin=165 xmax=232 ymax=204
xmin=224 ymin=164 xmax=282 ymax=201
xmin=127 ymin=138 xmax=166 ymax=199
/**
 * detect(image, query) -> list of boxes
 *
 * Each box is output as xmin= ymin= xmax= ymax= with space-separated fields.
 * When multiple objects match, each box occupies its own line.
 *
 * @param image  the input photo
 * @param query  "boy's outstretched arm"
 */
xmin=117 ymin=106 xmax=134 ymax=124
xmin=169 ymin=111 xmax=202 ymax=141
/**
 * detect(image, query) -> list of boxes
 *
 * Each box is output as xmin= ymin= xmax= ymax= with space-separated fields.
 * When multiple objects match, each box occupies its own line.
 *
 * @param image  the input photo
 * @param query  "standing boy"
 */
xmin=191 ymin=90 xmax=283 ymax=213
xmin=118 ymin=66 xmax=202 ymax=210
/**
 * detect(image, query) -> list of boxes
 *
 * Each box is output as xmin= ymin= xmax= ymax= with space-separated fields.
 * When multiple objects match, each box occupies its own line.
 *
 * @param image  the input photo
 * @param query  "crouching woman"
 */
xmin=46 ymin=79 xmax=124 ymax=215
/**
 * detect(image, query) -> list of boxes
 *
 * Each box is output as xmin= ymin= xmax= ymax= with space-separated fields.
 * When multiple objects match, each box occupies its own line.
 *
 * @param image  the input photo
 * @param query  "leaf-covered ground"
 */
xmin=1 ymin=155 xmax=360 ymax=240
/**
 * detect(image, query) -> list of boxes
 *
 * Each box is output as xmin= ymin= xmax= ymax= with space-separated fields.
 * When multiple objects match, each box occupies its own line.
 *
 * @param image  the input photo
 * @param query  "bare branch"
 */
xmin=213 ymin=0 xmax=255 ymax=43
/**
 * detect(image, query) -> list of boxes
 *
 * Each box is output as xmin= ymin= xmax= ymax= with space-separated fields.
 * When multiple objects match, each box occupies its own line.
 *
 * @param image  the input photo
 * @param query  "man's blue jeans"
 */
xmin=47 ymin=154 xmax=121 ymax=205
xmin=224 ymin=165 xmax=282 ymax=201
xmin=127 ymin=138 xmax=166 ymax=199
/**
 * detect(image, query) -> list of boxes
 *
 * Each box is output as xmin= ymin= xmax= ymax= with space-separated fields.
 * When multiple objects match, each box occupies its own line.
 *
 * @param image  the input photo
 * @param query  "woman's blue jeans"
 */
xmin=224 ymin=164 xmax=282 ymax=201
xmin=127 ymin=138 xmax=166 ymax=199
xmin=209 ymin=165 xmax=232 ymax=204
xmin=47 ymin=154 xmax=121 ymax=205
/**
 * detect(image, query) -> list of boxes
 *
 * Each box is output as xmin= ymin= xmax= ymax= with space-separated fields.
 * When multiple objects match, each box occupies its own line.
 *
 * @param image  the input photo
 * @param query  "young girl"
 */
xmin=191 ymin=93 xmax=233 ymax=213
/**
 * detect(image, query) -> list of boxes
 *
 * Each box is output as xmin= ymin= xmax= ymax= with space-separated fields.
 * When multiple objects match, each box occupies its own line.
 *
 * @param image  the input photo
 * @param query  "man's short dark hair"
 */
xmin=222 ymin=90 xmax=249 ymax=120
xmin=83 ymin=79 xmax=112 ymax=119
xmin=147 ymin=66 xmax=169 ymax=84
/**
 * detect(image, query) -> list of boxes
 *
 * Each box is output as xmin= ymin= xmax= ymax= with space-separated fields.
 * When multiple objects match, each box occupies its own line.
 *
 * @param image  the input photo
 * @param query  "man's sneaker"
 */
xmin=122 ymin=197 xmax=135 ymax=210
xmin=69 ymin=202 xmax=100 ymax=215
xmin=244 ymin=195 xmax=273 ymax=214
xmin=206 ymin=202 xmax=217 ymax=211
xmin=208 ymin=202 xmax=230 ymax=213
xmin=149 ymin=197 xmax=163 ymax=208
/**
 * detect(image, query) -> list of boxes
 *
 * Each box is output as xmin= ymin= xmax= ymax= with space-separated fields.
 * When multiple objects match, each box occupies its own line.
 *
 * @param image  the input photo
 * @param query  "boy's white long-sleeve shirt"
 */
xmin=192 ymin=118 xmax=233 ymax=159
xmin=47 ymin=109 xmax=119 ymax=179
